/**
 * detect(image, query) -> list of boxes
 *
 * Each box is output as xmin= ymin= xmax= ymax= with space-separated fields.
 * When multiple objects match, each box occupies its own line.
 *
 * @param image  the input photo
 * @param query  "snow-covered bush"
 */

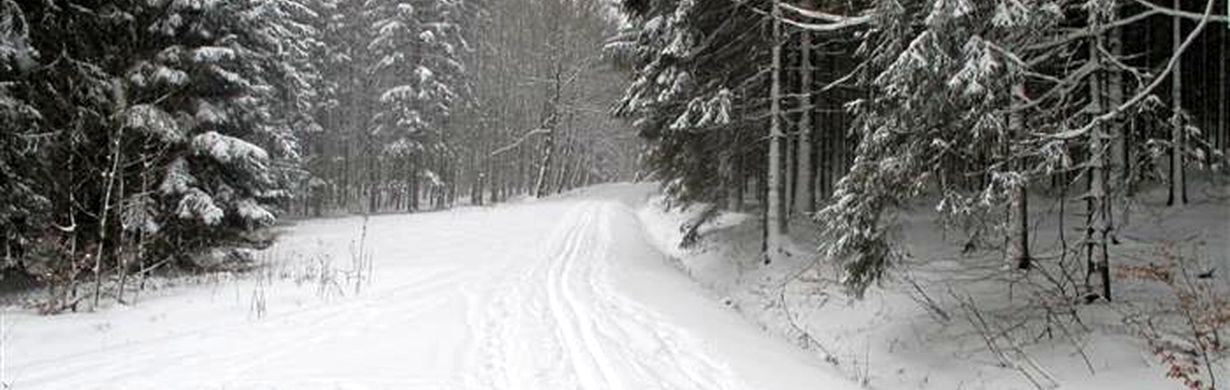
xmin=1120 ymin=243 xmax=1228 ymax=390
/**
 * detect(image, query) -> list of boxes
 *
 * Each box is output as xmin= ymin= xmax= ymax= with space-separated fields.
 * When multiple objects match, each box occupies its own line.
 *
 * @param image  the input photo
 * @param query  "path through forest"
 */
xmin=3 ymin=184 xmax=855 ymax=390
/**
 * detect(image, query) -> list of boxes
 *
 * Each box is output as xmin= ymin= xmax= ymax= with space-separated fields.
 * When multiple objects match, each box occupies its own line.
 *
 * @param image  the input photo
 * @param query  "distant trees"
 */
xmin=297 ymin=0 xmax=634 ymax=216
xmin=465 ymin=0 xmax=636 ymax=202
xmin=613 ymin=0 xmax=1230 ymax=297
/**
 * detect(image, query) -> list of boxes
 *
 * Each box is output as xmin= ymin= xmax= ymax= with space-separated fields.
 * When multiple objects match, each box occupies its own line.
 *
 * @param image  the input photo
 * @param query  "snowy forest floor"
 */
xmin=640 ymin=180 xmax=1230 ymax=390
xmin=0 ymin=184 xmax=858 ymax=390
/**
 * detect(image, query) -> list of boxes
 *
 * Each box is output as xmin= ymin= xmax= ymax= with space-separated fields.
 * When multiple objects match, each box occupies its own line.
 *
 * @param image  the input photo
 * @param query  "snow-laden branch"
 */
xmin=779 ymin=3 xmax=871 ymax=26
xmin=739 ymin=1 xmax=872 ymax=32
xmin=1048 ymin=0 xmax=1217 ymax=141
xmin=780 ymin=14 xmax=872 ymax=32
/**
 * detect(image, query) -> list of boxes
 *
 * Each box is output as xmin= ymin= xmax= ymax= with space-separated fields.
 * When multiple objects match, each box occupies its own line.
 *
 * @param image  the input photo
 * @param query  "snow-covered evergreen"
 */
xmin=0 ymin=0 xmax=329 ymax=304
xmin=614 ymin=0 xmax=770 ymax=206
xmin=0 ymin=1 xmax=44 ymax=268
xmin=365 ymin=0 xmax=466 ymax=157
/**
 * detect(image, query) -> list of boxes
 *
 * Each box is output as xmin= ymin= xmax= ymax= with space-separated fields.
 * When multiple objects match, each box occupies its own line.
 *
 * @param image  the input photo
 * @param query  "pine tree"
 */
xmin=614 ymin=0 xmax=766 ymax=210
xmin=816 ymin=0 xmax=1072 ymax=295
xmin=0 ymin=1 xmax=45 ymax=268
xmin=128 ymin=0 xmax=313 ymax=254
xmin=0 ymin=0 xmax=326 ymax=307
xmin=364 ymin=0 xmax=467 ymax=210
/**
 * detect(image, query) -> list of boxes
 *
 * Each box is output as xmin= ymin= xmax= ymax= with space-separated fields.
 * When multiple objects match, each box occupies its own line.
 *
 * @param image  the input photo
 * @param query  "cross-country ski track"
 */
xmin=2 ymin=184 xmax=857 ymax=390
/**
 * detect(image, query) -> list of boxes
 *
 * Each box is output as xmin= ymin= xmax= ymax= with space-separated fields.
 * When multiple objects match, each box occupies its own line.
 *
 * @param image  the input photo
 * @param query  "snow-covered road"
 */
xmin=3 ymin=185 xmax=855 ymax=390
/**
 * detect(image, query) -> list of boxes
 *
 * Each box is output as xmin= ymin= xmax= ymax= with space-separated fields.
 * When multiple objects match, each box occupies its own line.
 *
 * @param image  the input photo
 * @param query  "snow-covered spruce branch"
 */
xmin=1045 ymin=0 xmax=1217 ymax=142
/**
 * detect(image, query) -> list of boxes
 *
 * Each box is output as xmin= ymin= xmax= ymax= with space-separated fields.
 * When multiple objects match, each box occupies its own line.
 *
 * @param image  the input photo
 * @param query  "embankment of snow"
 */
xmin=636 ymin=183 xmax=1229 ymax=390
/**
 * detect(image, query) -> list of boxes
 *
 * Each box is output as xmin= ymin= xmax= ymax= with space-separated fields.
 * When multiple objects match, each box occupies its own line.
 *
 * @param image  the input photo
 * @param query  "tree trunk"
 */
xmin=1105 ymin=20 xmax=1126 ymax=246
xmin=534 ymin=131 xmax=556 ymax=198
xmin=1168 ymin=0 xmax=1187 ymax=207
xmin=734 ymin=152 xmax=745 ymax=211
xmin=1008 ymin=83 xmax=1031 ymax=269
xmin=1088 ymin=32 xmax=1112 ymax=301
xmin=795 ymin=7 xmax=816 ymax=215
xmin=94 ymin=78 xmax=128 ymax=309
xmin=409 ymin=154 xmax=420 ymax=211
xmin=366 ymin=145 xmax=379 ymax=213
xmin=785 ymin=125 xmax=795 ymax=217
xmin=1221 ymin=26 xmax=1228 ymax=158
xmin=534 ymin=64 xmax=562 ymax=198
xmin=765 ymin=0 xmax=786 ymax=265
xmin=555 ymin=141 xmax=573 ymax=194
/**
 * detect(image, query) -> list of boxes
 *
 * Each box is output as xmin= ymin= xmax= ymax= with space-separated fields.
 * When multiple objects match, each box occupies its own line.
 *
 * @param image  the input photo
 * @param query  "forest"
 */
xmin=613 ymin=0 xmax=1230 ymax=294
xmin=0 ymin=0 xmax=636 ymax=311
xmin=0 ymin=0 xmax=1228 ymax=389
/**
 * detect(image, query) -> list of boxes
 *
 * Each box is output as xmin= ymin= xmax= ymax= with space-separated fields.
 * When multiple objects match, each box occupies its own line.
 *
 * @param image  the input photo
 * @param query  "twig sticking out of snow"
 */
xmin=953 ymin=290 xmax=1060 ymax=390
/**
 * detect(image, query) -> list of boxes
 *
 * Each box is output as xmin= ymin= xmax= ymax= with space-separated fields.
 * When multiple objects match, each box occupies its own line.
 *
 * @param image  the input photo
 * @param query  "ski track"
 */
xmin=4 ymin=190 xmax=851 ymax=390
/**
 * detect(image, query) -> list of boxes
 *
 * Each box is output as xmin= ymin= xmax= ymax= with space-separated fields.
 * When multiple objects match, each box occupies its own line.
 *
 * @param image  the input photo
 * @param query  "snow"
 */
xmin=636 ymin=182 xmax=1230 ymax=390
xmin=191 ymin=46 xmax=236 ymax=64
xmin=124 ymin=104 xmax=184 ymax=143
xmin=159 ymin=157 xmax=197 ymax=195
xmin=379 ymin=84 xmax=417 ymax=103
xmin=415 ymin=66 xmax=433 ymax=83
xmin=171 ymin=0 xmax=223 ymax=12
xmin=153 ymin=66 xmax=189 ymax=87
xmin=120 ymin=194 xmax=161 ymax=234
xmin=235 ymin=198 xmax=274 ymax=225
xmin=207 ymin=65 xmax=251 ymax=89
xmin=191 ymin=131 xmax=270 ymax=166
xmin=1 ymin=184 xmax=858 ymax=390
xmin=0 ymin=5 xmax=35 ymax=73
xmin=176 ymin=187 xmax=224 ymax=225
xmin=194 ymin=100 xmax=227 ymax=125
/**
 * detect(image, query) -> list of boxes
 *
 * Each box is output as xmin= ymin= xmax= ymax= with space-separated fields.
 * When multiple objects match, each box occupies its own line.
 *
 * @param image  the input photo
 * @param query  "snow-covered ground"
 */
xmin=1 ymin=184 xmax=857 ymax=390
xmin=639 ymin=183 xmax=1230 ymax=390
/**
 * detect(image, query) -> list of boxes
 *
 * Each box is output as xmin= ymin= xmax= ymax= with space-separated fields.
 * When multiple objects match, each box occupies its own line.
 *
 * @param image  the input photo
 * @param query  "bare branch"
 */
xmin=779 ymin=2 xmax=872 ymax=25
xmin=1131 ymin=0 xmax=1230 ymax=23
xmin=1046 ymin=0 xmax=1217 ymax=141
xmin=488 ymin=128 xmax=550 ymax=158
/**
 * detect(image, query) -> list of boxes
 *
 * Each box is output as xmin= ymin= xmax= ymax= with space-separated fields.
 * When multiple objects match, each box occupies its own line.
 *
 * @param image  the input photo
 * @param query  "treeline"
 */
xmin=612 ymin=0 xmax=1230 ymax=297
xmin=0 ymin=0 xmax=631 ymax=312
xmin=296 ymin=0 xmax=635 ymax=217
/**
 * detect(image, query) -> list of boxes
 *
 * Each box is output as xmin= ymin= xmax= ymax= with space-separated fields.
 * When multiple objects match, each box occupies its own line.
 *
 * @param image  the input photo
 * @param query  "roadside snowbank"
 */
xmin=636 ymin=184 xmax=1229 ymax=390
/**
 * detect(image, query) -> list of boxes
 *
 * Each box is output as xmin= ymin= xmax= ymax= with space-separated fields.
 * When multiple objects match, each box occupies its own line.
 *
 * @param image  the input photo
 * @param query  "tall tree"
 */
xmin=765 ymin=0 xmax=788 ymax=263
xmin=1167 ymin=0 xmax=1187 ymax=206
xmin=794 ymin=0 xmax=817 ymax=215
